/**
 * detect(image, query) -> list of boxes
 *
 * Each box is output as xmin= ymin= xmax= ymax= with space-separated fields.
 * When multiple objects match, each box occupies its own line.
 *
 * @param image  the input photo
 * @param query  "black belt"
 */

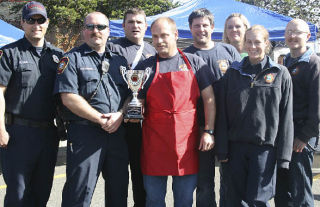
xmin=5 ymin=113 xmax=54 ymax=128
xmin=69 ymin=120 xmax=100 ymax=128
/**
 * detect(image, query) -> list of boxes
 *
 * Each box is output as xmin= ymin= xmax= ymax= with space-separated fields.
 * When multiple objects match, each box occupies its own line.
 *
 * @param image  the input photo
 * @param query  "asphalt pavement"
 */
xmin=1 ymin=143 xmax=319 ymax=206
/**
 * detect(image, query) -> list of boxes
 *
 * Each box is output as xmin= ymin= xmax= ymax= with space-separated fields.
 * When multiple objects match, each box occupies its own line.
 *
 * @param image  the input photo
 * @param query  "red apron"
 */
xmin=141 ymin=49 xmax=200 ymax=176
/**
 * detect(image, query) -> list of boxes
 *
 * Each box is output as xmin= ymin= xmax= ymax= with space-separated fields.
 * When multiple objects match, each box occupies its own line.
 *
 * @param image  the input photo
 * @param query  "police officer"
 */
xmin=0 ymin=1 xmax=63 ymax=206
xmin=108 ymin=8 xmax=156 ymax=207
xmin=54 ymin=12 xmax=129 ymax=207
xmin=184 ymin=8 xmax=241 ymax=207
xmin=275 ymin=19 xmax=320 ymax=207
xmin=215 ymin=25 xmax=293 ymax=206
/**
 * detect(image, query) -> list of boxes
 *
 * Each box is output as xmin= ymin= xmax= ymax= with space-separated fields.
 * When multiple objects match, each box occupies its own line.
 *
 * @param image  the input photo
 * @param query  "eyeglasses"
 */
xmin=85 ymin=24 xmax=108 ymax=31
xmin=24 ymin=17 xmax=46 ymax=25
xmin=286 ymin=30 xmax=308 ymax=36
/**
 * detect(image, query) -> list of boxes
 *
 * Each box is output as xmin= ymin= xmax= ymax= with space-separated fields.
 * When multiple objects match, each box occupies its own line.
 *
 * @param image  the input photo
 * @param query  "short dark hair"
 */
xmin=188 ymin=8 xmax=214 ymax=26
xmin=123 ymin=8 xmax=146 ymax=23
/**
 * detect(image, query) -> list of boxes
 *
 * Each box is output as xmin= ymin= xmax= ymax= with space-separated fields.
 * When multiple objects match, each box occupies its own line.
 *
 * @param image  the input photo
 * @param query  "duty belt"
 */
xmin=5 ymin=113 xmax=54 ymax=128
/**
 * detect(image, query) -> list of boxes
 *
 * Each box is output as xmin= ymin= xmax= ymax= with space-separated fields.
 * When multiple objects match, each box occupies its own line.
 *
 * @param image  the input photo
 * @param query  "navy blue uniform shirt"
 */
xmin=184 ymin=42 xmax=241 ymax=81
xmin=108 ymin=37 xmax=156 ymax=68
xmin=0 ymin=37 xmax=63 ymax=121
xmin=54 ymin=43 xmax=129 ymax=121
xmin=284 ymin=48 xmax=320 ymax=143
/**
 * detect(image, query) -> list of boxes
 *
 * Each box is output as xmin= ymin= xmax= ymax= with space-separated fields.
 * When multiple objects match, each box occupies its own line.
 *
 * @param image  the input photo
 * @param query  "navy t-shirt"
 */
xmin=184 ymin=42 xmax=241 ymax=81
xmin=137 ymin=52 xmax=215 ymax=99
xmin=108 ymin=37 xmax=156 ymax=68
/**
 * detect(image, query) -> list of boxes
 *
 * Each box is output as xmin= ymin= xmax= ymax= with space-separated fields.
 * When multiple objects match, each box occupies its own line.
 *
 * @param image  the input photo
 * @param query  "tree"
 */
xmin=237 ymin=0 xmax=320 ymax=26
xmin=8 ymin=0 xmax=179 ymax=50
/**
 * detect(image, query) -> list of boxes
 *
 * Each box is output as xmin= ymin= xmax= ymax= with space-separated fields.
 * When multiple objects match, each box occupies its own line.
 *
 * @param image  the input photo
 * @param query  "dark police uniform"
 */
xmin=108 ymin=37 xmax=156 ymax=207
xmin=184 ymin=42 xmax=241 ymax=207
xmin=275 ymin=48 xmax=320 ymax=207
xmin=54 ymin=43 xmax=129 ymax=207
xmin=0 ymin=37 xmax=63 ymax=206
xmin=215 ymin=56 xmax=293 ymax=206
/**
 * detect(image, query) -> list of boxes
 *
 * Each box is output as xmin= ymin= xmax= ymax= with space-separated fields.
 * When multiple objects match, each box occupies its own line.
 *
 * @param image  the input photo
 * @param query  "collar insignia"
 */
xmin=52 ymin=55 xmax=60 ymax=63
xmin=291 ymin=67 xmax=299 ymax=75
xmin=57 ymin=57 xmax=69 ymax=75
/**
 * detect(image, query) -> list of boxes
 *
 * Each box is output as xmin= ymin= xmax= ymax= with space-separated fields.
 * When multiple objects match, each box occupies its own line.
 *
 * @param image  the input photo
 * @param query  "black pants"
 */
xmin=61 ymin=124 xmax=129 ymax=207
xmin=125 ymin=122 xmax=146 ymax=207
xmin=1 ymin=124 xmax=59 ymax=207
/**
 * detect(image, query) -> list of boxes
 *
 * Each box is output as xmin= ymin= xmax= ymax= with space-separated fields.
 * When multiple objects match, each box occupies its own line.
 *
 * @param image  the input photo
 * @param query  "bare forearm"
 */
xmin=202 ymin=86 xmax=216 ymax=130
xmin=60 ymin=93 xmax=102 ymax=124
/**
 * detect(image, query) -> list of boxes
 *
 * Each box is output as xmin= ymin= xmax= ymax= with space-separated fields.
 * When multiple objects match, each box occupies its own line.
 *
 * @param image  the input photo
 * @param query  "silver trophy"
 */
xmin=120 ymin=66 xmax=151 ymax=119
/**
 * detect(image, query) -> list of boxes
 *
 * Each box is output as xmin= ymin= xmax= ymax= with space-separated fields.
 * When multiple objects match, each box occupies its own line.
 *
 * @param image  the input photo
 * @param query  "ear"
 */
xmin=122 ymin=22 xmax=125 ymax=28
xmin=175 ymin=29 xmax=178 ymax=41
xmin=306 ymin=32 xmax=311 ymax=42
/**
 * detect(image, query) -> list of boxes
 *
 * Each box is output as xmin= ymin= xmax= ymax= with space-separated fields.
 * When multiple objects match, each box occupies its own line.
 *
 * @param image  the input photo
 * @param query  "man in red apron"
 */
xmin=135 ymin=17 xmax=216 ymax=207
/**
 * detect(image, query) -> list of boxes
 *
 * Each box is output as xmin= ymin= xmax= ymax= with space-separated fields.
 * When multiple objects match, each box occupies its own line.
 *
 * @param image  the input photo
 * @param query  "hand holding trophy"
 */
xmin=120 ymin=66 xmax=151 ymax=119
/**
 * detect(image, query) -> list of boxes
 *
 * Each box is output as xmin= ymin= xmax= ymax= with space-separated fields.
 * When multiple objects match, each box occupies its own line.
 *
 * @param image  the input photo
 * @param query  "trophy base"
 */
xmin=124 ymin=106 xmax=143 ymax=120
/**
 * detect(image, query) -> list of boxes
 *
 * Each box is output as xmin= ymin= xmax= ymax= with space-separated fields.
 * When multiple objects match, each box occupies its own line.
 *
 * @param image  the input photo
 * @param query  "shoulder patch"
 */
xmin=57 ymin=57 xmax=69 ymax=74
xmin=0 ymin=50 xmax=3 ymax=59
xmin=217 ymin=59 xmax=229 ymax=75
xmin=264 ymin=73 xmax=275 ymax=84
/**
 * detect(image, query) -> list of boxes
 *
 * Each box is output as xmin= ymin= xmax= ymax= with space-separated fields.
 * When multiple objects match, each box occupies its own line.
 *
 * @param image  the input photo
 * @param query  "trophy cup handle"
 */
xmin=141 ymin=67 xmax=151 ymax=89
xmin=120 ymin=66 xmax=129 ymax=87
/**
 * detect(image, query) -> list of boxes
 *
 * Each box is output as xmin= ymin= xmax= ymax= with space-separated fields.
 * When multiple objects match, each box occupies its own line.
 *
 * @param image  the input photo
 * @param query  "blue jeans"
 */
xmin=143 ymin=174 xmax=197 ymax=207
xmin=275 ymin=138 xmax=315 ymax=207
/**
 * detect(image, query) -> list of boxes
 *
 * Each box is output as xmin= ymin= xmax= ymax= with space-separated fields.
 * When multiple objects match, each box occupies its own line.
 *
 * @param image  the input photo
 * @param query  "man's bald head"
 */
xmin=286 ymin=19 xmax=310 ymax=34
xmin=151 ymin=17 xmax=177 ymax=33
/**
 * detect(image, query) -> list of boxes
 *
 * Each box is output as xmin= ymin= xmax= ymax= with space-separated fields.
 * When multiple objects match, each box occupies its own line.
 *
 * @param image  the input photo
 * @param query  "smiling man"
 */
xmin=54 ymin=12 xmax=130 ymax=207
xmin=135 ymin=17 xmax=215 ymax=206
xmin=0 ymin=1 xmax=63 ymax=206
xmin=184 ymin=8 xmax=241 ymax=207
xmin=275 ymin=18 xmax=320 ymax=207
xmin=108 ymin=8 xmax=156 ymax=207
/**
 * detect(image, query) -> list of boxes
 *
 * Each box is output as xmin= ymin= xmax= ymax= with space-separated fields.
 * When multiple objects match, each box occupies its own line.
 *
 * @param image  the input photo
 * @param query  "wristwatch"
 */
xmin=203 ymin=129 xmax=214 ymax=135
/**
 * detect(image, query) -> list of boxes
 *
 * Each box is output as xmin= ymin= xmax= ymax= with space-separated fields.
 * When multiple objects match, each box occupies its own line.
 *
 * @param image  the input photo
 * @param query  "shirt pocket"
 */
xmin=16 ymin=64 xmax=38 ymax=88
xmin=79 ymin=70 xmax=99 ymax=98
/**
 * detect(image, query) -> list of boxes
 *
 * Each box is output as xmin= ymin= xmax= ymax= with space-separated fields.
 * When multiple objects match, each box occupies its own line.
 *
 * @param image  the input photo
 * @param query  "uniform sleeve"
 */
xmin=54 ymin=54 xmax=79 ymax=95
xmin=194 ymin=56 xmax=217 ymax=90
xmin=296 ymin=57 xmax=320 ymax=143
xmin=214 ymin=72 xmax=230 ymax=160
xmin=276 ymin=69 xmax=294 ymax=168
xmin=0 ymin=48 xmax=13 ymax=87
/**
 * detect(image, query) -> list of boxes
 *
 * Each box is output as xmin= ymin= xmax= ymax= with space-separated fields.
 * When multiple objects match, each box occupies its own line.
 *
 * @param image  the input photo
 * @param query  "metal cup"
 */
xmin=120 ymin=66 xmax=151 ymax=119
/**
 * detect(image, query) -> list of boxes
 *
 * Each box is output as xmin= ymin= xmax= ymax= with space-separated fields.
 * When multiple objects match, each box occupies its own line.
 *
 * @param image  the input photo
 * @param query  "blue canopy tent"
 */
xmin=0 ymin=19 xmax=24 ymax=47
xmin=109 ymin=0 xmax=318 ymax=41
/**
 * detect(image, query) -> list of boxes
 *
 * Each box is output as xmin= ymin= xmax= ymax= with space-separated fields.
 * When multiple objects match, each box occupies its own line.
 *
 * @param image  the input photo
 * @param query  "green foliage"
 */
xmin=6 ymin=0 xmax=178 ymax=50
xmin=237 ymin=0 xmax=320 ymax=26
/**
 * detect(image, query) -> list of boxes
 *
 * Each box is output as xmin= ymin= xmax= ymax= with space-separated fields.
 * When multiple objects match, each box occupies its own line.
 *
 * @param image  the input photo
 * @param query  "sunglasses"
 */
xmin=24 ymin=17 xmax=46 ymax=25
xmin=85 ymin=24 xmax=108 ymax=31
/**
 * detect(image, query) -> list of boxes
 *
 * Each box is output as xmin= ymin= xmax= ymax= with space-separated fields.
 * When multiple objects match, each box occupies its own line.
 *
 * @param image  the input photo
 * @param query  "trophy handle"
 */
xmin=141 ymin=67 xmax=151 ymax=89
xmin=120 ymin=66 xmax=129 ymax=87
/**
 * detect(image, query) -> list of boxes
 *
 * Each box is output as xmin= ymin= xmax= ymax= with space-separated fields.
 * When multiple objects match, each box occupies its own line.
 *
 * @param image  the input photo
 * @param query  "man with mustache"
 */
xmin=108 ymin=8 xmax=156 ymax=207
xmin=134 ymin=17 xmax=216 ymax=206
xmin=184 ymin=8 xmax=241 ymax=207
xmin=0 ymin=1 xmax=63 ymax=206
xmin=275 ymin=18 xmax=320 ymax=207
xmin=54 ymin=12 xmax=129 ymax=207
